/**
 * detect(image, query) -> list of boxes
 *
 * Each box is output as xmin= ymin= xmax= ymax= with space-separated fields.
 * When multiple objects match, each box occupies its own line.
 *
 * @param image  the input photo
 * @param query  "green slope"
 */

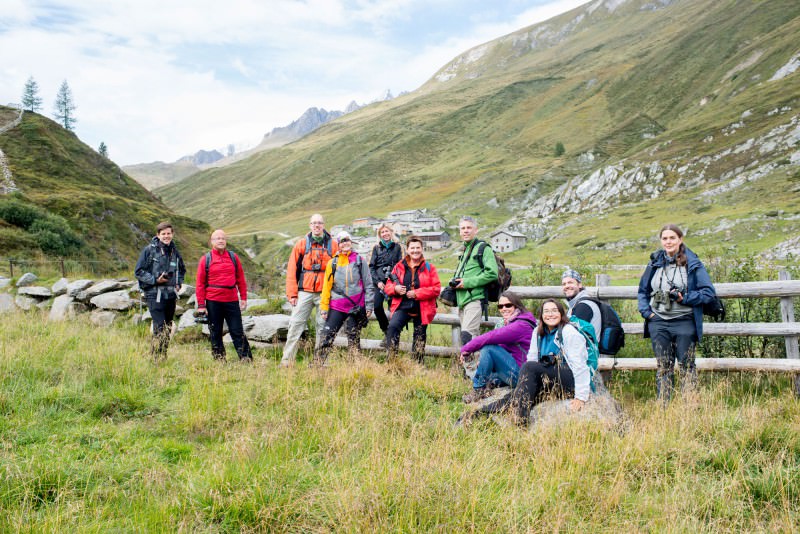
xmin=0 ymin=108 xmax=210 ymax=271
xmin=158 ymin=0 xmax=800 ymax=264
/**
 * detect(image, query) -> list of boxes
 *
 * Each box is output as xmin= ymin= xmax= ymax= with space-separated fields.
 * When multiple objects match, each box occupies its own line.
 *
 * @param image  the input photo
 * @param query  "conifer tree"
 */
xmin=53 ymin=80 xmax=77 ymax=131
xmin=21 ymin=76 xmax=43 ymax=112
xmin=98 ymin=142 xmax=108 ymax=158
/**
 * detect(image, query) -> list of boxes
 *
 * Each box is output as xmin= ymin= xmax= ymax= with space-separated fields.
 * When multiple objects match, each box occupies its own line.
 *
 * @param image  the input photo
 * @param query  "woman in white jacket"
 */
xmin=508 ymin=298 xmax=591 ymax=424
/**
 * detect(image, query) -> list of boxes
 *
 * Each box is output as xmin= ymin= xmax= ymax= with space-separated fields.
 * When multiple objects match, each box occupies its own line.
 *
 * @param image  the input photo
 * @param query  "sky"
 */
xmin=0 ymin=0 xmax=588 ymax=166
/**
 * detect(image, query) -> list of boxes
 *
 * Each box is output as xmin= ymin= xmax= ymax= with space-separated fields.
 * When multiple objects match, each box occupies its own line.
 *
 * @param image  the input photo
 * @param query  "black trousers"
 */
xmin=373 ymin=286 xmax=391 ymax=333
xmin=207 ymin=300 xmax=252 ymax=360
xmin=315 ymin=309 xmax=367 ymax=363
xmin=386 ymin=308 xmax=428 ymax=362
xmin=482 ymin=360 xmax=575 ymax=420
xmin=648 ymin=314 xmax=697 ymax=401
xmin=146 ymin=297 xmax=176 ymax=358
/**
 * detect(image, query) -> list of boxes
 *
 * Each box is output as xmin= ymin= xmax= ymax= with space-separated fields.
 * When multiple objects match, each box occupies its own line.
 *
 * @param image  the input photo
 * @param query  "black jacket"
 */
xmin=369 ymin=240 xmax=403 ymax=285
xmin=134 ymin=237 xmax=186 ymax=300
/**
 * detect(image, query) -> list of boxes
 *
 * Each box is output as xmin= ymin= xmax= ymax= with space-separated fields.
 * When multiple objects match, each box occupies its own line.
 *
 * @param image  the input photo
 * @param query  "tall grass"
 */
xmin=1 ymin=311 xmax=799 ymax=531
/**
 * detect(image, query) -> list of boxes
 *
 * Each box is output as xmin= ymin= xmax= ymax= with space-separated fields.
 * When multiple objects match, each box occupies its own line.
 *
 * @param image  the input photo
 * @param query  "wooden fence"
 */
xmin=334 ymin=270 xmax=800 ymax=394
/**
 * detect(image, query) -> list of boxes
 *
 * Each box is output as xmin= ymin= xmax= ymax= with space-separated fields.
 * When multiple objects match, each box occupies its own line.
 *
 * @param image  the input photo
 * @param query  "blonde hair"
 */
xmin=376 ymin=223 xmax=395 ymax=240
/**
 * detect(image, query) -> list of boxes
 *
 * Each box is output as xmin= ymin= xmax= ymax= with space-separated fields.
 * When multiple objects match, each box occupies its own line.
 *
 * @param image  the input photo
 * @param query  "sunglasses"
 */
xmin=497 ymin=303 xmax=514 ymax=309
xmin=339 ymin=238 xmax=351 ymax=243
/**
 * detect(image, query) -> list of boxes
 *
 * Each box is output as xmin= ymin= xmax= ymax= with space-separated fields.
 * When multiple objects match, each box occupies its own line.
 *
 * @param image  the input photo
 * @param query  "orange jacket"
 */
xmin=285 ymin=231 xmax=338 ymax=298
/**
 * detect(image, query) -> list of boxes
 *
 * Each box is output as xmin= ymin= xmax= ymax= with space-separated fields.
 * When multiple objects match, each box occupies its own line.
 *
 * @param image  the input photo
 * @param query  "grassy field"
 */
xmin=2 ymin=311 xmax=799 ymax=531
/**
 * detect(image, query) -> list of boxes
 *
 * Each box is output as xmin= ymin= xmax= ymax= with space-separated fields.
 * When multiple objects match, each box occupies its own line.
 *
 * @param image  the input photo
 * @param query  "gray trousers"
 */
xmin=459 ymin=299 xmax=484 ymax=379
xmin=282 ymin=291 xmax=325 ymax=363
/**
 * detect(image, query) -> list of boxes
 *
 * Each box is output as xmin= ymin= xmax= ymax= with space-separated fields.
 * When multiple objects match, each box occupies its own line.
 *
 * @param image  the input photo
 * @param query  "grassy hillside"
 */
xmin=2 ymin=311 xmax=799 ymax=530
xmin=158 ymin=0 xmax=800 ymax=265
xmin=0 ymin=108 xmax=211 ymax=271
xmin=123 ymin=160 xmax=201 ymax=190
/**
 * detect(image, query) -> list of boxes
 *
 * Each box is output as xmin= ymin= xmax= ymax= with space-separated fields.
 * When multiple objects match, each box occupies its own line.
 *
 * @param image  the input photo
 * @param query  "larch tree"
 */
xmin=53 ymin=80 xmax=77 ymax=131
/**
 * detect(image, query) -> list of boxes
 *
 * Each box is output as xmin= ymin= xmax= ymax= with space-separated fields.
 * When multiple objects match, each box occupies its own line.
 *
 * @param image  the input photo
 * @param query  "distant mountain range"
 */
xmin=156 ymin=0 xmax=800 ymax=266
xmin=124 ymin=101 xmax=365 ymax=190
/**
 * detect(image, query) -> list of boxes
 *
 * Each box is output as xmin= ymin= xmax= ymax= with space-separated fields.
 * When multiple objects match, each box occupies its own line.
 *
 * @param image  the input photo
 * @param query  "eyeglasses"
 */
xmin=310 ymin=221 xmax=324 ymax=226
xmin=497 ymin=303 xmax=514 ymax=309
xmin=542 ymin=309 xmax=560 ymax=316
xmin=339 ymin=238 xmax=351 ymax=243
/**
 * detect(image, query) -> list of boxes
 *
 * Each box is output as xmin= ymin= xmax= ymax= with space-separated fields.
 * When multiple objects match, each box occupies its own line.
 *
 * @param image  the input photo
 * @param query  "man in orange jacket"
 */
xmin=281 ymin=214 xmax=339 ymax=366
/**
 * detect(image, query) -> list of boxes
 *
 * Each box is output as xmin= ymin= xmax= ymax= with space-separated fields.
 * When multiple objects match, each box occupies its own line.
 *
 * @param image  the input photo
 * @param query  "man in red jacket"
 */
xmin=196 ymin=229 xmax=252 ymax=362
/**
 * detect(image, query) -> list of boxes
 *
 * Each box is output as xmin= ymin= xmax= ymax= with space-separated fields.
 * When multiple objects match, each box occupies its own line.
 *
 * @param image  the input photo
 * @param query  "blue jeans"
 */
xmin=473 ymin=345 xmax=520 ymax=389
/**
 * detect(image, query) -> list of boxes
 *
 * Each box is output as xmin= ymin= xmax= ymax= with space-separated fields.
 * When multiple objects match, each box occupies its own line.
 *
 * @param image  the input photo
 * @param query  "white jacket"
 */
xmin=526 ymin=324 xmax=591 ymax=402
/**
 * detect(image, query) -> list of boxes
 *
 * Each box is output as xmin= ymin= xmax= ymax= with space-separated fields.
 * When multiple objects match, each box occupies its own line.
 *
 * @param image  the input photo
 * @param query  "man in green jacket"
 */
xmin=451 ymin=216 xmax=498 ymax=377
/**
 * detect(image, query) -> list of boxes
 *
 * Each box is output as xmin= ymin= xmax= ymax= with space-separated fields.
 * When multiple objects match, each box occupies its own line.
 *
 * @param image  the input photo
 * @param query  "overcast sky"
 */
xmin=0 ymin=0 xmax=587 ymax=166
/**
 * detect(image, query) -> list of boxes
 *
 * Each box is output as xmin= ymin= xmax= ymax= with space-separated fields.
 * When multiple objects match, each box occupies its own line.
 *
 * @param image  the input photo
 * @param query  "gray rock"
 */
xmin=51 ymin=278 xmax=69 ymax=296
xmin=176 ymin=310 xmax=197 ymax=331
xmin=186 ymin=294 xmax=197 ymax=306
xmin=17 ymin=286 xmax=52 ymax=298
xmin=0 ymin=277 xmax=11 ymax=288
xmin=90 ymin=310 xmax=117 ymax=327
xmin=178 ymin=284 xmax=195 ymax=298
xmin=174 ymin=304 xmax=186 ymax=316
xmin=245 ymin=314 xmax=289 ymax=343
xmin=247 ymin=298 xmax=270 ymax=308
xmin=90 ymin=290 xmax=133 ymax=311
xmin=83 ymin=279 xmax=125 ymax=298
xmin=0 ymin=293 xmax=15 ymax=313
xmin=16 ymin=272 xmax=37 ymax=287
xmin=15 ymin=295 xmax=37 ymax=310
xmin=49 ymin=295 xmax=77 ymax=321
xmin=67 ymin=279 xmax=94 ymax=297
xmin=529 ymin=381 xmax=624 ymax=431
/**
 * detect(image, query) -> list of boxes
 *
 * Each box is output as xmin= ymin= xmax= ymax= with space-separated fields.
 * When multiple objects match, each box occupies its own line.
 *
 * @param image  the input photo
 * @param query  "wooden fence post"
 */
xmin=8 ymin=259 xmax=13 ymax=278
xmin=596 ymin=273 xmax=613 ymax=385
xmin=779 ymin=270 xmax=800 ymax=397
xmin=60 ymin=258 xmax=66 ymax=277
xmin=450 ymin=306 xmax=461 ymax=349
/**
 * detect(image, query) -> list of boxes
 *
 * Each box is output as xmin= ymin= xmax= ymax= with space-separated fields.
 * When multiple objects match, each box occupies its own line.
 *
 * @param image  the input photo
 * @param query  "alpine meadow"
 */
xmin=2 ymin=0 xmax=800 ymax=531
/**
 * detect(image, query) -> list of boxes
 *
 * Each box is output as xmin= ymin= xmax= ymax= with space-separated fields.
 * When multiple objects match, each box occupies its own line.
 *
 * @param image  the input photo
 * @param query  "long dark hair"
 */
xmin=660 ymin=223 xmax=687 ymax=266
xmin=536 ymin=298 xmax=569 ymax=336
xmin=500 ymin=291 xmax=528 ymax=314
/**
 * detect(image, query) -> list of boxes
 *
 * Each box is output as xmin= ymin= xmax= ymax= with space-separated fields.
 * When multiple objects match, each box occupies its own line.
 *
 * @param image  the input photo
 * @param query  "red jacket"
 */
xmin=384 ymin=257 xmax=441 ymax=325
xmin=196 ymin=249 xmax=247 ymax=307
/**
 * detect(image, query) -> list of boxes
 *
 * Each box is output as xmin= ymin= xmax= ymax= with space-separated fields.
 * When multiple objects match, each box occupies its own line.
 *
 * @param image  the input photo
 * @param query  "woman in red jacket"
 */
xmin=195 ymin=229 xmax=252 ymax=362
xmin=383 ymin=236 xmax=441 ymax=363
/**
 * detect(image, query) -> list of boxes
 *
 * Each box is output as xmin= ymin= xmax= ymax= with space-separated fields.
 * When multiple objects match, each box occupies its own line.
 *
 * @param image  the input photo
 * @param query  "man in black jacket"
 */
xmin=134 ymin=221 xmax=186 ymax=361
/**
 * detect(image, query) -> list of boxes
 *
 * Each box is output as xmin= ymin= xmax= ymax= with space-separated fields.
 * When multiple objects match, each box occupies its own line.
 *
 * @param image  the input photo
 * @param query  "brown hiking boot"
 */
xmin=462 ymin=387 xmax=490 ymax=404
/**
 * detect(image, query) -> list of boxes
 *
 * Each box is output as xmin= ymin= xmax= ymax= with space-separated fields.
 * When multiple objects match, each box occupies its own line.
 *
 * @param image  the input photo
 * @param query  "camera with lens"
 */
xmin=311 ymin=263 xmax=322 ymax=272
xmin=448 ymin=278 xmax=460 ymax=288
xmin=380 ymin=265 xmax=392 ymax=281
xmin=388 ymin=273 xmax=400 ymax=284
xmin=193 ymin=309 xmax=209 ymax=324
xmin=539 ymin=353 xmax=558 ymax=367
xmin=668 ymin=285 xmax=681 ymax=302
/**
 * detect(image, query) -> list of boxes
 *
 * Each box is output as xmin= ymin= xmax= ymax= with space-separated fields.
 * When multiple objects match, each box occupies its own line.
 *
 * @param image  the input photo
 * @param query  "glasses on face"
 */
xmin=542 ymin=310 xmax=560 ymax=316
xmin=497 ymin=303 xmax=514 ymax=309
xmin=339 ymin=238 xmax=351 ymax=243
xmin=310 ymin=221 xmax=324 ymax=226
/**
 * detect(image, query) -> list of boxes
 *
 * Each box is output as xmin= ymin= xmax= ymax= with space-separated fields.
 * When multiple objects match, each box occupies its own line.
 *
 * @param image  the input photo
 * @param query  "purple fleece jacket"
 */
xmin=460 ymin=311 xmax=537 ymax=367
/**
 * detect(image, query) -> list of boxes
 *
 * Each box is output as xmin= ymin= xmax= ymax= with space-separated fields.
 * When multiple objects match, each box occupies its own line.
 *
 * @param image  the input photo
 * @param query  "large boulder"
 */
xmin=14 ymin=295 xmax=37 ymax=310
xmin=15 ymin=272 xmax=37 ymax=287
xmin=51 ymin=278 xmax=69 ymax=296
xmin=17 ymin=286 xmax=52 ymax=299
xmin=178 ymin=284 xmax=195 ymax=298
xmin=529 ymin=381 xmax=624 ymax=431
xmin=90 ymin=310 xmax=117 ymax=327
xmin=49 ymin=295 xmax=77 ymax=321
xmin=66 ymin=279 xmax=94 ymax=297
xmin=245 ymin=314 xmax=291 ymax=342
xmin=82 ymin=279 xmax=126 ymax=299
xmin=176 ymin=310 xmax=198 ymax=330
xmin=90 ymin=290 xmax=133 ymax=311
xmin=0 ymin=293 xmax=15 ymax=313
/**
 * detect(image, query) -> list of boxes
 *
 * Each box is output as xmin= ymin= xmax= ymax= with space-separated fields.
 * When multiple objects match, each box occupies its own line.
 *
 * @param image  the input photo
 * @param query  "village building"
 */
xmin=352 ymin=217 xmax=379 ymax=229
xmin=417 ymin=231 xmax=451 ymax=250
xmin=387 ymin=209 xmax=424 ymax=222
xmin=490 ymin=230 xmax=527 ymax=253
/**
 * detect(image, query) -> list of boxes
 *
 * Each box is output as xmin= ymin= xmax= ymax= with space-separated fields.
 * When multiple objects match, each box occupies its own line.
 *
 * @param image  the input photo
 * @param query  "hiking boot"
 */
xmin=462 ymin=387 xmax=490 ymax=404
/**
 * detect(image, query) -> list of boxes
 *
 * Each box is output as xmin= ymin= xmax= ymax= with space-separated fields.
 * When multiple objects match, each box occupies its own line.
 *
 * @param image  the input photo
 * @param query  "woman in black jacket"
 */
xmin=134 ymin=221 xmax=186 ymax=361
xmin=637 ymin=224 xmax=716 ymax=401
xmin=368 ymin=224 xmax=403 ymax=337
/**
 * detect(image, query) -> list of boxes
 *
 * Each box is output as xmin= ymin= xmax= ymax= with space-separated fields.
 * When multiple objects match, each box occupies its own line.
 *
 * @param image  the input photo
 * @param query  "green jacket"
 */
xmin=454 ymin=239 xmax=498 ymax=307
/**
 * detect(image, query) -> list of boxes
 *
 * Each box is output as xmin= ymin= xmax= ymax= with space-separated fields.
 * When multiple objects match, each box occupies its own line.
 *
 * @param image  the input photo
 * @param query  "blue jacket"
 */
xmin=134 ymin=237 xmax=186 ymax=300
xmin=637 ymin=246 xmax=715 ymax=341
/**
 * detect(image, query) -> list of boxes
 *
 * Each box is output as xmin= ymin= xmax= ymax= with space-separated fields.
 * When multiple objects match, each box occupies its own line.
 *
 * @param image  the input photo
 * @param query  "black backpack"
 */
xmin=577 ymin=297 xmax=625 ymax=355
xmin=204 ymin=250 xmax=240 ymax=289
xmin=475 ymin=241 xmax=512 ymax=302
xmin=702 ymin=293 xmax=726 ymax=322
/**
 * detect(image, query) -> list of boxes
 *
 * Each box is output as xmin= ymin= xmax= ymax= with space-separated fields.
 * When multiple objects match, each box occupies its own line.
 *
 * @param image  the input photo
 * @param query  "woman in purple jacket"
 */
xmin=460 ymin=291 xmax=536 ymax=403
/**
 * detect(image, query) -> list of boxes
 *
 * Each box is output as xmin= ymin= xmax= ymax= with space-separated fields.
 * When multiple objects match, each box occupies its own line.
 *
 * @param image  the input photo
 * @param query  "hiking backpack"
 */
xmin=475 ymin=241 xmax=512 ymax=302
xmin=558 ymin=317 xmax=599 ymax=393
xmin=576 ymin=297 xmax=625 ymax=355
xmin=204 ymin=250 xmax=240 ymax=289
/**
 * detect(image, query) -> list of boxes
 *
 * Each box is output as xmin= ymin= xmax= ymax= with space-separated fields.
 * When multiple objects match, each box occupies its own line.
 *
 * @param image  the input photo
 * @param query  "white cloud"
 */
xmin=0 ymin=0 xmax=586 ymax=164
